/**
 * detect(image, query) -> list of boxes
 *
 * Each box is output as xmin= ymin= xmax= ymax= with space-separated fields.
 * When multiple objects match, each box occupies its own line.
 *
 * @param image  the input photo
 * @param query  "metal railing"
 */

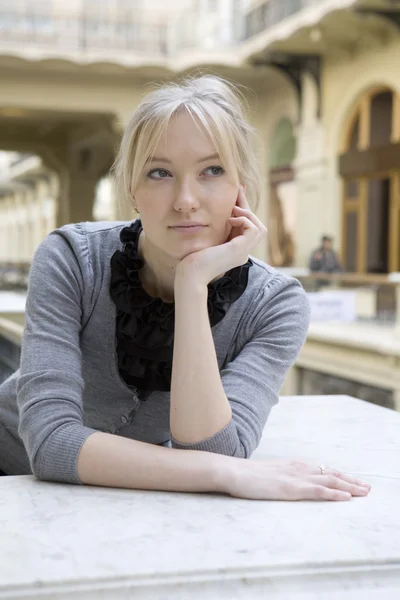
xmin=0 ymin=9 xmax=168 ymax=55
xmin=243 ymin=0 xmax=319 ymax=40
xmin=0 ymin=1 xmax=324 ymax=57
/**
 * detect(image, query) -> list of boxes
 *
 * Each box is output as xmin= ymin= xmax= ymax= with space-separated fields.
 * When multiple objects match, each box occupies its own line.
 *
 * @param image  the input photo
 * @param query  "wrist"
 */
xmin=174 ymin=271 xmax=208 ymax=298
xmin=210 ymin=454 xmax=240 ymax=496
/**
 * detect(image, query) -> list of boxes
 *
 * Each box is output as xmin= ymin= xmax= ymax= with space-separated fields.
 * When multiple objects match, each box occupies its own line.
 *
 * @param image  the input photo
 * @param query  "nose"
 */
xmin=173 ymin=180 xmax=200 ymax=212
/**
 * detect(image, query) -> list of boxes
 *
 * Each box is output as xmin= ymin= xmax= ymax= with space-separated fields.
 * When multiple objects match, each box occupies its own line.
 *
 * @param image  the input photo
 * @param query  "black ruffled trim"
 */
xmin=110 ymin=219 xmax=252 ymax=392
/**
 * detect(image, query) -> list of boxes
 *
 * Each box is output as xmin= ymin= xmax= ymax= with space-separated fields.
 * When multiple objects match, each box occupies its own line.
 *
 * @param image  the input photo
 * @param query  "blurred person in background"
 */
xmin=309 ymin=235 xmax=343 ymax=274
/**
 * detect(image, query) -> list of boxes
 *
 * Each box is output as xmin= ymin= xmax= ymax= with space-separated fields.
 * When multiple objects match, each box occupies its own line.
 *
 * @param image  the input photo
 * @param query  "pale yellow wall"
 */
xmin=248 ymin=73 xmax=299 ymax=262
xmin=0 ymin=70 xmax=146 ymax=126
xmin=294 ymin=72 xmax=328 ymax=266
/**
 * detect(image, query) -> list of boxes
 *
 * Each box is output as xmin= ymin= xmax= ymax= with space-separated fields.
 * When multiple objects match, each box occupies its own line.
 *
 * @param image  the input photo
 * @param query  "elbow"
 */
xmin=29 ymin=459 xmax=49 ymax=482
xmin=28 ymin=440 xmax=82 ymax=485
xmin=18 ymin=419 xmax=92 ymax=485
xmin=171 ymin=422 xmax=257 ymax=460
xmin=26 ymin=445 xmax=41 ymax=480
xmin=205 ymin=430 xmax=253 ymax=460
xmin=24 ymin=439 xmax=63 ymax=483
xmin=228 ymin=440 xmax=252 ymax=460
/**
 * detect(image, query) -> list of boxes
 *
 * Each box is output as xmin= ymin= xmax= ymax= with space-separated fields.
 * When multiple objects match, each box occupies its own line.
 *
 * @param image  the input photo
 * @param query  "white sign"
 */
xmin=307 ymin=291 xmax=357 ymax=322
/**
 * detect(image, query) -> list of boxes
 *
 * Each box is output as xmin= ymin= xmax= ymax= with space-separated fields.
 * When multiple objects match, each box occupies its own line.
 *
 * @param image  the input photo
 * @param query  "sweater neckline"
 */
xmin=108 ymin=219 xmax=252 ymax=393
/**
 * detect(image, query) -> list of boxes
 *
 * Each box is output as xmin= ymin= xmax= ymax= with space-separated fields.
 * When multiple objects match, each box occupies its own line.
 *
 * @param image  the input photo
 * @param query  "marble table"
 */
xmin=1 ymin=395 xmax=399 ymax=599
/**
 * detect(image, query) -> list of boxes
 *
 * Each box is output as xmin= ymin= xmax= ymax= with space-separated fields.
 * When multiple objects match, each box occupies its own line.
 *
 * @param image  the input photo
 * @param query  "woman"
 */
xmin=0 ymin=75 xmax=370 ymax=500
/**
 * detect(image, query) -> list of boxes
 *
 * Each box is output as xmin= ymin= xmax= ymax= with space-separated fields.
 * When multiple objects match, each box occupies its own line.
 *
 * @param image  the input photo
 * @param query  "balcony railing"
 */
xmin=244 ymin=0 xmax=319 ymax=40
xmin=0 ymin=1 xmax=357 ymax=57
xmin=0 ymin=10 xmax=168 ymax=56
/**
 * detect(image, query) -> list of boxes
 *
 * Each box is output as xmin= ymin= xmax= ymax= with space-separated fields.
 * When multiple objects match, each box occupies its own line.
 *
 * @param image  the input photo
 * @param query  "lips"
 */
xmin=170 ymin=223 xmax=205 ymax=228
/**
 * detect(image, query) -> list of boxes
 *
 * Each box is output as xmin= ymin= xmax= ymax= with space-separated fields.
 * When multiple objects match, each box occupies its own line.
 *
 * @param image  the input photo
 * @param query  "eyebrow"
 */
xmin=146 ymin=153 xmax=220 ymax=165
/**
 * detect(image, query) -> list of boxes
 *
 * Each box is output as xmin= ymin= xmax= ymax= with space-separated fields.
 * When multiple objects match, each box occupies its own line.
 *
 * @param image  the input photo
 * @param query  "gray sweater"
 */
xmin=0 ymin=221 xmax=310 ymax=483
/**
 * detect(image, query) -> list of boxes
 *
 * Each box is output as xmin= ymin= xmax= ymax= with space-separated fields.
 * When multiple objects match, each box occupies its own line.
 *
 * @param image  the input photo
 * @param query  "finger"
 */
xmin=307 ymin=485 xmax=352 ymax=502
xmin=319 ymin=468 xmax=372 ymax=490
xmin=228 ymin=218 xmax=260 ymax=251
xmin=332 ymin=472 xmax=372 ymax=490
xmin=228 ymin=216 xmax=259 ymax=237
xmin=232 ymin=206 xmax=267 ymax=235
xmin=236 ymin=186 xmax=250 ymax=209
xmin=311 ymin=475 xmax=370 ymax=497
xmin=229 ymin=215 xmax=257 ymax=228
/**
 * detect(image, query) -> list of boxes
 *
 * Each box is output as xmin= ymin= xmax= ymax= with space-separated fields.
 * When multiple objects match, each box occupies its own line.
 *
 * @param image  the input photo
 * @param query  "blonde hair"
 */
xmin=112 ymin=74 xmax=262 ymax=216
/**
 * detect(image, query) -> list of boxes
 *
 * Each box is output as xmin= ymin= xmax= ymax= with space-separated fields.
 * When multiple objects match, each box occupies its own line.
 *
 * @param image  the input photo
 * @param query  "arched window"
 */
xmin=340 ymin=87 xmax=400 ymax=274
xmin=269 ymin=118 xmax=297 ymax=169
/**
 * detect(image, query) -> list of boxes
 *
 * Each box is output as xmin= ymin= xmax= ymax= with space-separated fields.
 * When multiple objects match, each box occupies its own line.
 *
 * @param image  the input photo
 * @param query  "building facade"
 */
xmin=1 ymin=0 xmax=400 ymax=406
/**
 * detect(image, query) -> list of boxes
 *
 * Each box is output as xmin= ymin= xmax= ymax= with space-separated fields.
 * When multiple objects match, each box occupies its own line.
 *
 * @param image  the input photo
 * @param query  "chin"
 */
xmin=170 ymin=239 xmax=211 ymax=261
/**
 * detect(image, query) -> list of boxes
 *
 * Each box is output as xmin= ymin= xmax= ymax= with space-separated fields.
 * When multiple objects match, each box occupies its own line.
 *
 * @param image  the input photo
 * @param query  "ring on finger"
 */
xmin=318 ymin=464 xmax=327 ymax=475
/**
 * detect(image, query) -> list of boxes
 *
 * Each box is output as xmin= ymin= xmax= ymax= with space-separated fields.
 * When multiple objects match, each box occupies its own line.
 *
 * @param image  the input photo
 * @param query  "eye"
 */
xmin=204 ymin=166 xmax=225 ymax=177
xmin=147 ymin=168 xmax=171 ymax=180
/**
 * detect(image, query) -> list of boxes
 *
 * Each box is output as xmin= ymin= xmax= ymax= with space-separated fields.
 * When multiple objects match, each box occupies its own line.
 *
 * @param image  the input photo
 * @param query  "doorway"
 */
xmin=367 ymin=178 xmax=390 ymax=273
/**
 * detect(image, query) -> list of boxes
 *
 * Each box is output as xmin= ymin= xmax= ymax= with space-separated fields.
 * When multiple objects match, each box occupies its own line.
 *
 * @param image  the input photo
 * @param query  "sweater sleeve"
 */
xmin=16 ymin=226 xmax=97 ymax=484
xmin=172 ymin=276 xmax=310 ymax=458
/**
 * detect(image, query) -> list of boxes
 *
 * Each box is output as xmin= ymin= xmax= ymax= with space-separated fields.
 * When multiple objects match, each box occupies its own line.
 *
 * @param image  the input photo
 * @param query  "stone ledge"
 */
xmin=1 ymin=396 xmax=399 ymax=599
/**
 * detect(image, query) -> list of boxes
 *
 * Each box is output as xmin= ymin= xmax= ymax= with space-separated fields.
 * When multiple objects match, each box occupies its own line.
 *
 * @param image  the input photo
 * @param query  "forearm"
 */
xmin=170 ymin=279 xmax=232 ymax=444
xmin=77 ymin=431 xmax=228 ymax=491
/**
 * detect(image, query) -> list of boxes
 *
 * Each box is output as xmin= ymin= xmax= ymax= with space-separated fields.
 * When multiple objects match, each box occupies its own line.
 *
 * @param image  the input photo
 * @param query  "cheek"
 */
xmin=136 ymin=188 xmax=169 ymax=216
xmin=207 ymin=182 xmax=237 ymax=210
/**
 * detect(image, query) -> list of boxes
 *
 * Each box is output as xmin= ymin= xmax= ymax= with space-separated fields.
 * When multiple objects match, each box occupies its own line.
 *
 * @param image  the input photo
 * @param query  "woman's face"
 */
xmin=134 ymin=110 xmax=239 ymax=261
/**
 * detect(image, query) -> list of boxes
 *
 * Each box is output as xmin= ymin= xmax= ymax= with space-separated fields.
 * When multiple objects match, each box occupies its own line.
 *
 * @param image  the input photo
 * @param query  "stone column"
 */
xmin=294 ymin=73 xmax=329 ymax=268
xmin=26 ymin=185 xmax=37 ymax=260
xmin=395 ymin=283 xmax=400 ymax=339
xmin=0 ymin=198 xmax=6 ymax=261
xmin=51 ymin=142 xmax=115 ymax=228
xmin=35 ymin=179 xmax=46 ymax=247
xmin=6 ymin=196 xmax=16 ymax=264
xmin=15 ymin=193 xmax=24 ymax=265
xmin=21 ymin=191 xmax=31 ymax=263
xmin=66 ymin=173 xmax=99 ymax=224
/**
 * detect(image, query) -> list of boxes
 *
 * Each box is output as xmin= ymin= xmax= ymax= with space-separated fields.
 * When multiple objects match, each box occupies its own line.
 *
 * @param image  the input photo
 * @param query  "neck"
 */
xmin=138 ymin=230 xmax=177 ymax=303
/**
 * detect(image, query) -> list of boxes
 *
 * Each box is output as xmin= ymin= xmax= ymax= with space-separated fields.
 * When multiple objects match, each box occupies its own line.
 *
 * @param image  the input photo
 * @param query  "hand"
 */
xmin=222 ymin=458 xmax=372 ymax=501
xmin=176 ymin=186 xmax=267 ymax=287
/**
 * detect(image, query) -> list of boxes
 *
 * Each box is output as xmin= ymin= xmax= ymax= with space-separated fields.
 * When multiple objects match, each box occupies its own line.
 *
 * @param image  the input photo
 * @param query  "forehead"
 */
xmin=154 ymin=110 xmax=217 ymax=156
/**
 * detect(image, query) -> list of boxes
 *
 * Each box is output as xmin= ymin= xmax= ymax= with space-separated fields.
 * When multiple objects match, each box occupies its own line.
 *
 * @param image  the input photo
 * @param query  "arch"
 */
xmin=328 ymin=78 xmax=400 ymax=154
xmin=341 ymin=85 xmax=395 ymax=153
